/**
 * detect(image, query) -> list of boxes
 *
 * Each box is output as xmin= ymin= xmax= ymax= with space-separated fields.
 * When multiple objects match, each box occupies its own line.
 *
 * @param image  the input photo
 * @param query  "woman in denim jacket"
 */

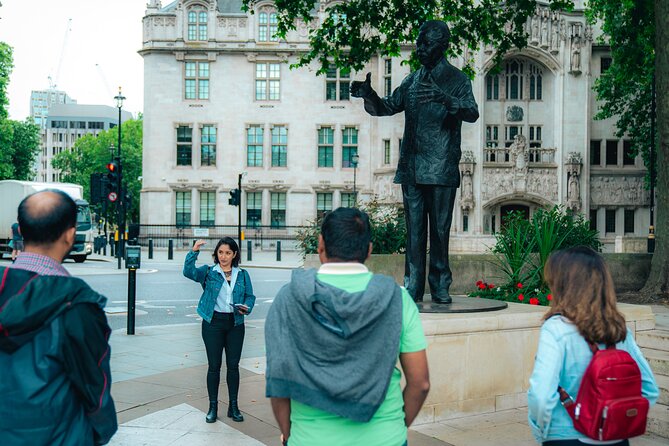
xmin=183 ymin=237 xmax=256 ymax=424
xmin=528 ymin=247 xmax=658 ymax=445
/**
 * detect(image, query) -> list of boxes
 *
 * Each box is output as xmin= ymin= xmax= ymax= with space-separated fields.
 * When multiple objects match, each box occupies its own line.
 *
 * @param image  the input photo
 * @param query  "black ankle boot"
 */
xmin=227 ymin=400 xmax=244 ymax=422
xmin=205 ymin=401 xmax=218 ymax=423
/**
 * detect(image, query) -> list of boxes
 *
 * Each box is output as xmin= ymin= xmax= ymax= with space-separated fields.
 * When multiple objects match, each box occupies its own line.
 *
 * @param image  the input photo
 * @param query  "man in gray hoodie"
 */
xmin=265 ymin=207 xmax=430 ymax=446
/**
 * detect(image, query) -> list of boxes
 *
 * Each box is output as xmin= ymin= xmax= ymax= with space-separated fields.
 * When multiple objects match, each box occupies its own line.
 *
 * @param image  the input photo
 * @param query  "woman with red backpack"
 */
xmin=528 ymin=246 xmax=659 ymax=445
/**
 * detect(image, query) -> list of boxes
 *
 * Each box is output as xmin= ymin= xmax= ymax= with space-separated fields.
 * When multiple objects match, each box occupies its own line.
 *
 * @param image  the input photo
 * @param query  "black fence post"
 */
xmin=148 ymin=239 xmax=153 ymax=259
xmin=247 ymin=240 xmax=252 ymax=262
xmin=276 ymin=240 xmax=281 ymax=262
xmin=168 ymin=239 xmax=174 ymax=260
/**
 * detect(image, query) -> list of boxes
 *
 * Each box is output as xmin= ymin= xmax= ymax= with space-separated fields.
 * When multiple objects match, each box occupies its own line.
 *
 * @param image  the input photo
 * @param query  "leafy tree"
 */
xmin=0 ymin=41 xmax=12 ymax=121
xmin=243 ymin=0 xmax=571 ymax=75
xmin=52 ymin=118 xmax=143 ymax=222
xmin=6 ymin=119 xmax=41 ymax=180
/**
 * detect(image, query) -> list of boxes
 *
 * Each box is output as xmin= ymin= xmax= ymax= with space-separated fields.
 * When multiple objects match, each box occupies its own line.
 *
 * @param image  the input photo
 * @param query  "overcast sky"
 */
xmin=0 ymin=0 xmax=147 ymax=120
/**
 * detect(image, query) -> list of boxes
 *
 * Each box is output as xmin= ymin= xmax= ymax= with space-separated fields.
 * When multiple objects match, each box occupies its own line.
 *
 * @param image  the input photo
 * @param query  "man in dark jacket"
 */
xmin=0 ymin=190 xmax=117 ymax=445
xmin=351 ymin=20 xmax=479 ymax=303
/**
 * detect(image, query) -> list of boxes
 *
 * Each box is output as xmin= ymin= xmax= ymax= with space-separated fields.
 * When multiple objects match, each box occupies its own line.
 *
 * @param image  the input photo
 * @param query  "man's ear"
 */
xmin=366 ymin=242 xmax=373 ymax=261
xmin=63 ymin=226 xmax=76 ymax=246
xmin=317 ymin=234 xmax=327 ymax=263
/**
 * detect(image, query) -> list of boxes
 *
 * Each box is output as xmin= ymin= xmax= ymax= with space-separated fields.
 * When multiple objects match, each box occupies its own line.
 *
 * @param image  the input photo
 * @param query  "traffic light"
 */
xmin=106 ymin=161 xmax=119 ymax=201
xmin=228 ymin=188 xmax=240 ymax=206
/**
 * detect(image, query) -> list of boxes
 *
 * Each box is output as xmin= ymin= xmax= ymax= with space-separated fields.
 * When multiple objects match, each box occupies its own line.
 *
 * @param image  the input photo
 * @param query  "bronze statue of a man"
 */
xmin=351 ymin=20 xmax=479 ymax=303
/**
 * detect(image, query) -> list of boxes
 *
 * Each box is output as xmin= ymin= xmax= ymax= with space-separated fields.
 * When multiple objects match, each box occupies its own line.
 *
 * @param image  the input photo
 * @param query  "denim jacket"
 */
xmin=183 ymin=250 xmax=256 ymax=325
xmin=527 ymin=316 xmax=659 ymax=444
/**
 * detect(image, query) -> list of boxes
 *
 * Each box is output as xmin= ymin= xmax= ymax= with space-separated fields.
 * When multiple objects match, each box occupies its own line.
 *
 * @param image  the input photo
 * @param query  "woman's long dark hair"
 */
xmin=543 ymin=246 xmax=626 ymax=345
xmin=212 ymin=237 xmax=240 ymax=267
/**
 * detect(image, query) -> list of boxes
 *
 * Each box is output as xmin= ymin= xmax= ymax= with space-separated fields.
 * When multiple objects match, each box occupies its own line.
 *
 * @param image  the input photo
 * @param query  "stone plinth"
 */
xmin=412 ymin=302 xmax=656 ymax=425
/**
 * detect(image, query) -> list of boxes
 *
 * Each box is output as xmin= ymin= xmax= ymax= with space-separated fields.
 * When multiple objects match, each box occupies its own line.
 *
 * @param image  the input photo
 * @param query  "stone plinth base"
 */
xmin=412 ymin=302 xmax=656 ymax=425
xmin=417 ymin=296 xmax=507 ymax=313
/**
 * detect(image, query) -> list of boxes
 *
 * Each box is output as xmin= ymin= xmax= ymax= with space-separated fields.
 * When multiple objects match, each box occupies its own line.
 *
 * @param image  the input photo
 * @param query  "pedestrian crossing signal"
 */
xmin=228 ymin=189 xmax=240 ymax=206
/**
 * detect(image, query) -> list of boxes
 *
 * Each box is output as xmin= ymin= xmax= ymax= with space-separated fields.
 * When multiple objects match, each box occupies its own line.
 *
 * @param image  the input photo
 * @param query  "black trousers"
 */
xmin=201 ymin=312 xmax=245 ymax=402
xmin=402 ymin=184 xmax=458 ymax=301
xmin=543 ymin=440 xmax=629 ymax=446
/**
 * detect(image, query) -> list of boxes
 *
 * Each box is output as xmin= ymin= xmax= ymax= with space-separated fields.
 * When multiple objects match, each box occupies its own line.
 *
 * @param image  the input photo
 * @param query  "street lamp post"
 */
xmin=114 ymin=87 xmax=126 ymax=269
xmin=351 ymin=153 xmax=360 ymax=206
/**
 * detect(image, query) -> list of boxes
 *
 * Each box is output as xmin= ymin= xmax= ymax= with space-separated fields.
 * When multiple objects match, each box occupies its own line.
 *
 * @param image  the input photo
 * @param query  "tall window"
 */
xmin=256 ymin=63 xmax=280 ymax=101
xmin=187 ymin=6 xmax=208 ymax=41
xmin=601 ymin=57 xmax=612 ymax=74
xmin=185 ymin=61 xmax=209 ymax=100
xmin=529 ymin=65 xmax=543 ymax=100
xmin=486 ymin=125 xmax=499 ymax=147
xmin=247 ymin=125 xmax=263 ymax=167
xmin=590 ymin=140 xmax=601 ymax=165
xmin=528 ymin=126 xmax=542 ymax=149
xmin=485 ymin=74 xmax=499 ymax=100
xmin=258 ymin=9 xmax=278 ymax=42
xmin=505 ymin=60 xmax=523 ymax=100
xmin=463 ymin=215 xmax=469 ymax=232
xmin=383 ymin=59 xmax=392 ymax=97
xmin=271 ymin=126 xmax=288 ymax=167
xmin=606 ymin=140 xmax=618 ymax=166
xmin=270 ymin=192 xmax=286 ymax=227
xmin=505 ymin=126 xmax=521 ymax=147
xmin=383 ymin=139 xmax=391 ymax=164
xmin=316 ymin=193 xmax=333 ymax=220
xmin=589 ymin=209 xmax=598 ymax=231
xmin=605 ymin=209 xmax=616 ymax=233
xmin=246 ymin=192 xmax=262 ymax=228
xmin=200 ymin=125 xmax=216 ymax=166
xmin=318 ymin=127 xmax=334 ymax=167
xmin=623 ymin=140 xmax=635 ymax=165
xmin=341 ymin=192 xmax=356 ymax=208
xmin=199 ymin=191 xmax=215 ymax=226
xmin=341 ymin=127 xmax=358 ymax=167
xmin=326 ymin=65 xmax=351 ymax=101
xmin=176 ymin=126 xmax=192 ymax=166
xmin=176 ymin=191 xmax=192 ymax=227
xmin=624 ymin=209 xmax=635 ymax=233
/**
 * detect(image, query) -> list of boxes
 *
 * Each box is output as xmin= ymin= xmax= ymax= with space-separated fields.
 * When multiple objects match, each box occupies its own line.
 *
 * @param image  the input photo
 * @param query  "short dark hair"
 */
xmin=212 ymin=236 xmax=240 ymax=267
xmin=320 ymin=207 xmax=371 ymax=263
xmin=18 ymin=190 xmax=77 ymax=246
xmin=420 ymin=20 xmax=451 ymax=49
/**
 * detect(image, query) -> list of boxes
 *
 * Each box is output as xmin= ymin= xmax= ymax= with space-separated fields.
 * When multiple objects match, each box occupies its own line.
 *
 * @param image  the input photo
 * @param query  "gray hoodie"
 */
xmin=265 ymin=268 xmax=402 ymax=422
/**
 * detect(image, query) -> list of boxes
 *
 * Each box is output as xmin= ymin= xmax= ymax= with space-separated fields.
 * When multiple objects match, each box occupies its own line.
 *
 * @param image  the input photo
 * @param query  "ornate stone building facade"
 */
xmin=140 ymin=0 xmax=649 ymax=252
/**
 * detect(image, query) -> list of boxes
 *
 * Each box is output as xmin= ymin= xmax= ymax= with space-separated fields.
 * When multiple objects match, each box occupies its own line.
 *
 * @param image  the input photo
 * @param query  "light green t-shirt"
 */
xmin=288 ymin=271 xmax=427 ymax=446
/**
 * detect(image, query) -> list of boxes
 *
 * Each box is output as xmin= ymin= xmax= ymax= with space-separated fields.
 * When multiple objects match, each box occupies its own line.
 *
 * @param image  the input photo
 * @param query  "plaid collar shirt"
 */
xmin=11 ymin=252 xmax=70 ymax=277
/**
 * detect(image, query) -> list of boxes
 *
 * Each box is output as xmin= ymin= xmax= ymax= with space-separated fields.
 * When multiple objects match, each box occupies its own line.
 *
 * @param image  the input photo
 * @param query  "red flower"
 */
xmin=529 ymin=297 xmax=539 ymax=305
xmin=517 ymin=283 xmax=523 ymax=289
xmin=518 ymin=293 xmax=524 ymax=301
xmin=476 ymin=280 xmax=483 ymax=287
xmin=478 ymin=283 xmax=485 ymax=290
xmin=488 ymin=284 xmax=494 ymax=289
xmin=547 ymin=294 xmax=553 ymax=301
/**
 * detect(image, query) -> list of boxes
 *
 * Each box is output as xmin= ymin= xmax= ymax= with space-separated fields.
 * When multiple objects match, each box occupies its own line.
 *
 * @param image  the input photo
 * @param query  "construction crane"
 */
xmin=48 ymin=18 xmax=72 ymax=91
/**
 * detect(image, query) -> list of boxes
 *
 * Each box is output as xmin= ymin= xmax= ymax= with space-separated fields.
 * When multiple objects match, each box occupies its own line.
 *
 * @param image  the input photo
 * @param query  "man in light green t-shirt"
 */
xmin=265 ymin=207 xmax=429 ymax=446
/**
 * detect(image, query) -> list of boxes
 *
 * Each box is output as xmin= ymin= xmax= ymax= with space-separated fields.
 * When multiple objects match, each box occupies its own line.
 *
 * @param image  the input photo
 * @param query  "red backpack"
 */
xmin=558 ymin=342 xmax=649 ymax=441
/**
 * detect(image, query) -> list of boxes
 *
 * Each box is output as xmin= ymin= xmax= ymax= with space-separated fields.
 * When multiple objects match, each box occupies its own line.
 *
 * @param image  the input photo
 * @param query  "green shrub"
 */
xmin=470 ymin=206 xmax=601 ymax=306
xmin=295 ymin=199 xmax=406 ymax=258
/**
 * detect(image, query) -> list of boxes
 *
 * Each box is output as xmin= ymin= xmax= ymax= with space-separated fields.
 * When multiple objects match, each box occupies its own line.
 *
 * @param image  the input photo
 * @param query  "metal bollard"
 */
xmin=168 ymin=239 xmax=174 ymax=260
xmin=148 ymin=239 xmax=154 ymax=259
xmin=247 ymin=240 xmax=252 ymax=262
xmin=276 ymin=240 xmax=282 ymax=262
xmin=110 ymin=240 xmax=115 ymax=257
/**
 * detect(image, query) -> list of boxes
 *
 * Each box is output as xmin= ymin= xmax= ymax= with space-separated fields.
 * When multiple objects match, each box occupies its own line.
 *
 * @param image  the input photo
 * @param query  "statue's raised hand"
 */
xmin=350 ymin=72 xmax=373 ymax=98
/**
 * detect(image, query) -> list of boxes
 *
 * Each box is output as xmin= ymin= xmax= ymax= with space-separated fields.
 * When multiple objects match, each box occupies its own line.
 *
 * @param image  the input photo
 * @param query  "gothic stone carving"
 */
xmin=459 ymin=151 xmax=476 ymax=212
xmin=506 ymin=105 xmax=524 ymax=122
xmin=482 ymin=166 xmax=558 ymax=203
xmin=564 ymin=152 xmax=583 ymax=212
xmin=590 ymin=176 xmax=650 ymax=206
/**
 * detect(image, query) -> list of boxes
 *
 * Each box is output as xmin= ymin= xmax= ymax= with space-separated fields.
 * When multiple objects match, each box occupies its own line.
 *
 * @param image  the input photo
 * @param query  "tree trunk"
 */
xmin=641 ymin=0 xmax=669 ymax=300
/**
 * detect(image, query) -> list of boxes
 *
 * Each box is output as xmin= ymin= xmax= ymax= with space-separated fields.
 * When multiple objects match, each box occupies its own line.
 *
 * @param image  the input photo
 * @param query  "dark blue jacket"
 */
xmin=0 ymin=267 xmax=117 ymax=445
xmin=183 ymin=250 xmax=256 ymax=325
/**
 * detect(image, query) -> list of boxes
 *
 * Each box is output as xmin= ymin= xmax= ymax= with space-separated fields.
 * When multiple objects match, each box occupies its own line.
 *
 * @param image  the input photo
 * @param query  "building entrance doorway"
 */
xmin=501 ymin=204 xmax=530 ymax=227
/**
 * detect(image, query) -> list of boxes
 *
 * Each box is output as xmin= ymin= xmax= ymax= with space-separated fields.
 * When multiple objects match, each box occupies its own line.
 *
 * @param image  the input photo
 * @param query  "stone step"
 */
xmin=643 ymin=348 xmax=669 ymax=376
xmin=637 ymin=330 xmax=669 ymax=352
xmin=658 ymin=375 xmax=669 ymax=406
xmin=647 ymin=403 xmax=669 ymax=438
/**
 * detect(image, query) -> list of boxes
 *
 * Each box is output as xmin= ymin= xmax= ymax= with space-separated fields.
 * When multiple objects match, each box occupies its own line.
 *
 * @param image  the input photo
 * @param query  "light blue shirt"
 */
xmin=527 ymin=316 xmax=659 ymax=444
xmin=212 ymin=265 xmax=239 ymax=313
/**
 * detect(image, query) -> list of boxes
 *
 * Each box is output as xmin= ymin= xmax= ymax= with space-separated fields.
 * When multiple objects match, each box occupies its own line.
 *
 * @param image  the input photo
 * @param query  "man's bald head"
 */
xmin=18 ymin=190 xmax=77 ymax=246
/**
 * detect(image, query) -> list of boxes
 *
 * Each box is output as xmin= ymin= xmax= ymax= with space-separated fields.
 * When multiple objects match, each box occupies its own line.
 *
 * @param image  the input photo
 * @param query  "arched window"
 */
xmin=187 ymin=5 xmax=207 ymax=41
xmin=258 ymin=7 xmax=278 ymax=42
xmin=505 ymin=60 xmax=523 ymax=100
xmin=529 ymin=64 xmax=543 ymax=100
